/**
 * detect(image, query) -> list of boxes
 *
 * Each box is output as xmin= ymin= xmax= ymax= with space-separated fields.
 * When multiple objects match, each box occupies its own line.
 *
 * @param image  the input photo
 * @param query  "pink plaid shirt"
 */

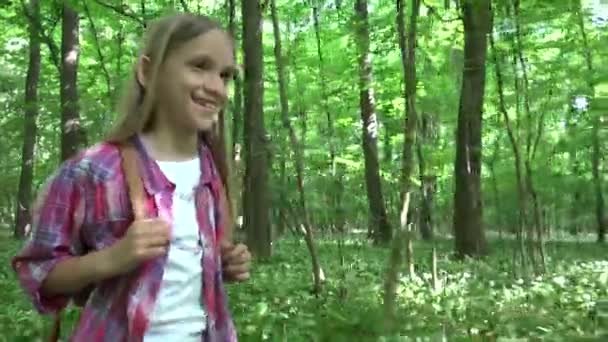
xmin=12 ymin=134 xmax=237 ymax=342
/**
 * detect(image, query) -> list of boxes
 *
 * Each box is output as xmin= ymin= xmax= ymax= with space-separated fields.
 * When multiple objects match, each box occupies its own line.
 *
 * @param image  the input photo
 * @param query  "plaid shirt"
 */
xmin=12 ymin=134 xmax=237 ymax=342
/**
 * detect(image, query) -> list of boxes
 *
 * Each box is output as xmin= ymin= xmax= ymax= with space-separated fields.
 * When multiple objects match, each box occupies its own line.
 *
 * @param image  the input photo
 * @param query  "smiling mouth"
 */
xmin=192 ymin=96 xmax=218 ymax=112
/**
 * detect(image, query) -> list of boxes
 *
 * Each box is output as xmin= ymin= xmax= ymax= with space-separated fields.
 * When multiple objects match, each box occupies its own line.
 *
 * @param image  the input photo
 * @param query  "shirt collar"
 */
xmin=128 ymin=132 xmax=215 ymax=195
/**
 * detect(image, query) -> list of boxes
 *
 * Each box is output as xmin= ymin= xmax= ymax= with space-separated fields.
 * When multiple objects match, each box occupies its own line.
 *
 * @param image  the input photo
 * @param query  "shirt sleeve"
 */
xmin=11 ymin=163 xmax=86 ymax=314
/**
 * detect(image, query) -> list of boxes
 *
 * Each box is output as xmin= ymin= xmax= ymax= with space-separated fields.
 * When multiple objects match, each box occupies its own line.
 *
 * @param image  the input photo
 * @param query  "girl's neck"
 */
xmin=140 ymin=127 xmax=198 ymax=162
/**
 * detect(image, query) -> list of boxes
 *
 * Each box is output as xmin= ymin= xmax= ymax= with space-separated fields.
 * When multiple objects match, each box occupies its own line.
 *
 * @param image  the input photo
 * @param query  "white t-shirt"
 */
xmin=144 ymin=157 xmax=207 ymax=341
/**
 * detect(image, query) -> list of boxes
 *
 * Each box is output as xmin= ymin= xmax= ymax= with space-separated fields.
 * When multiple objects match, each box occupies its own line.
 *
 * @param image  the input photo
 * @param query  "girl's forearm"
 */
xmin=40 ymin=246 xmax=119 ymax=296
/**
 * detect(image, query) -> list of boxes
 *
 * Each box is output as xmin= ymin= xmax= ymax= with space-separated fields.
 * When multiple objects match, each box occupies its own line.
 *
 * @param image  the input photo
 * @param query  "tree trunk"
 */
xmin=228 ymin=0 xmax=244 ymax=236
xmin=270 ymin=0 xmax=323 ymax=293
xmin=513 ymin=0 xmax=545 ymax=272
xmin=488 ymin=139 xmax=503 ymax=239
xmin=489 ymin=20 xmax=529 ymax=276
xmin=452 ymin=0 xmax=490 ymax=258
xmin=383 ymin=0 xmax=420 ymax=332
xmin=228 ymin=0 xmax=242 ymax=163
xmin=14 ymin=0 xmax=41 ymax=239
xmin=416 ymin=140 xmax=432 ymax=240
xmin=592 ymin=119 xmax=605 ymax=243
xmin=242 ymin=0 xmax=271 ymax=259
xmin=575 ymin=0 xmax=605 ymax=243
xmin=60 ymin=4 xmax=83 ymax=161
xmin=354 ymin=0 xmax=392 ymax=244
xmin=311 ymin=2 xmax=343 ymax=230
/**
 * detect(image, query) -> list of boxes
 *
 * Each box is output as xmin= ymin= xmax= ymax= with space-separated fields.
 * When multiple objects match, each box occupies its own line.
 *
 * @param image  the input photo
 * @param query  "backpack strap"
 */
xmin=48 ymin=142 xmax=146 ymax=342
xmin=119 ymin=142 xmax=147 ymax=221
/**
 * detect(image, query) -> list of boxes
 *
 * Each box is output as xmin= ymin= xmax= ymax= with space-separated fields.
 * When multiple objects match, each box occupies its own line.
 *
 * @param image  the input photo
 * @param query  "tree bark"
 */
xmin=228 ymin=0 xmax=243 ymax=163
xmin=416 ymin=140 xmax=433 ymax=240
xmin=60 ymin=4 xmax=84 ymax=161
xmin=488 ymin=136 xmax=503 ymax=239
xmin=242 ymin=0 xmax=271 ymax=258
xmin=228 ymin=0 xmax=244 ymax=237
xmin=513 ymin=0 xmax=545 ymax=272
xmin=489 ymin=19 xmax=529 ymax=275
xmin=15 ymin=0 xmax=41 ymax=239
xmin=354 ymin=0 xmax=392 ymax=244
xmin=311 ymin=2 xmax=343 ymax=231
xmin=383 ymin=0 xmax=420 ymax=331
xmin=452 ymin=0 xmax=490 ymax=258
xmin=575 ymin=0 xmax=605 ymax=243
xmin=592 ymin=118 xmax=605 ymax=243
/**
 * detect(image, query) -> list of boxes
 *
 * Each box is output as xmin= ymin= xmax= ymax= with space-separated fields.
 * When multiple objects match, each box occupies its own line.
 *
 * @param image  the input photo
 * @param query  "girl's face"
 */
xmin=146 ymin=29 xmax=236 ymax=133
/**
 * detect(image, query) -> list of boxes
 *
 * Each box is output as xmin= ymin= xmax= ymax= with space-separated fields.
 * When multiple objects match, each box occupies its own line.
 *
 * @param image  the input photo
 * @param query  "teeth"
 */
xmin=194 ymin=98 xmax=216 ymax=111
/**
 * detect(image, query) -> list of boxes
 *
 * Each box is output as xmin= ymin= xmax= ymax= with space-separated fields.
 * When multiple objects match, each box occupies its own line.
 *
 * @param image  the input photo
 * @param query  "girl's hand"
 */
xmin=103 ymin=219 xmax=171 ymax=276
xmin=220 ymin=241 xmax=251 ymax=282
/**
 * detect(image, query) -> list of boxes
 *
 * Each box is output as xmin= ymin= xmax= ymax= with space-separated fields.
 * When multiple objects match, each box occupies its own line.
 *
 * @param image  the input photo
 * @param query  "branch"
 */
xmin=20 ymin=0 xmax=60 ymax=72
xmin=83 ymin=0 xmax=112 ymax=98
xmin=421 ymin=0 xmax=462 ymax=22
xmin=92 ymin=0 xmax=145 ymax=25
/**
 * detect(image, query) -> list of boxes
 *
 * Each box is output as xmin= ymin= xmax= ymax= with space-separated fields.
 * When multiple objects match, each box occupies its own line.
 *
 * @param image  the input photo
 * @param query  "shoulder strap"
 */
xmin=48 ymin=142 xmax=146 ymax=342
xmin=119 ymin=143 xmax=146 ymax=221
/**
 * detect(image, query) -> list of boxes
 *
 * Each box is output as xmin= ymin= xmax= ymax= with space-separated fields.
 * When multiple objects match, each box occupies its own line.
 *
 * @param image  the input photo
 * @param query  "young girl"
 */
xmin=12 ymin=12 xmax=250 ymax=342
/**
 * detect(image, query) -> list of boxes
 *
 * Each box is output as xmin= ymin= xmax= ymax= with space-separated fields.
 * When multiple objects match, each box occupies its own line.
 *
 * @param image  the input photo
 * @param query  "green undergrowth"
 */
xmin=0 ymin=233 xmax=606 ymax=341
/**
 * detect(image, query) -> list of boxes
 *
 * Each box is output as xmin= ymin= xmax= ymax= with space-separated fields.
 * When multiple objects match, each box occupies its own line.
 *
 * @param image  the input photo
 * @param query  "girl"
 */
xmin=12 ymin=12 xmax=250 ymax=342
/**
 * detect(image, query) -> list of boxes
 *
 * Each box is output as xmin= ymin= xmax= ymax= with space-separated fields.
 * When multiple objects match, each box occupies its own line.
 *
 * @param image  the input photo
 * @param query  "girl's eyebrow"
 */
xmin=189 ymin=53 xmax=238 ymax=75
xmin=189 ymin=54 xmax=214 ymax=65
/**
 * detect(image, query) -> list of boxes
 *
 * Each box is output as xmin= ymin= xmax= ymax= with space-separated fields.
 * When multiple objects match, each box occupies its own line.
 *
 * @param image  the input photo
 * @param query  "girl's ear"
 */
xmin=136 ymin=55 xmax=152 ymax=88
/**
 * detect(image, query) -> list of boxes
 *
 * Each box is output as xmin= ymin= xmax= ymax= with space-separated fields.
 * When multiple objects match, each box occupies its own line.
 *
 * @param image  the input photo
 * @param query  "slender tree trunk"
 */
xmin=311 ymin=2 xmax=343 ymax=230
xmin=487 ymin=138 xmax=503 ymax=239
xmin=452 ymin=0 xmax=490 ymax=258
xmin=242 ymin=0 xmax=271 ymax=258
xmin=270 ymin=0 xmax=323 ymax=293
xmin=575 ymin=0 xmax=606 ymax=243
xmin=15 ymin=0 xmax=41 ymax=239
xmin=115 ymin=3 xmax=125 ymax=78
xmin=383 ymin=0 xmax=420 ymax=332
xmin=592 ymin=119 xmax=605 ymax=242
xmin=228 ymin=0 xmax=243 ymax=163
xmin=83 ymin=0 xmax=115 ymax=131
xmin=228 ymin=0 xmax=244 ymax=237
xmin=489 ymin=20 xmax=529 ymax=276
xmin=416 ymin=140 xmax=432 ymax=240
xmin=312 ymin=2 xmax=335 ymax=176
xmin=60 ymin=4 xmax=83 ymax=161
xmin=513 ymin=0 xmax=545 ymax=272
xmin=354 ymin=0 xmax=392 ymax=244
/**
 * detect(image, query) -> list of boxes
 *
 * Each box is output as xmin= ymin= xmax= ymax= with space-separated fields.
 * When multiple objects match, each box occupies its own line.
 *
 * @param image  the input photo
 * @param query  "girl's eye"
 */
xmin=193 ymin=58 xmax=211 ymax=70
xmin=220 ymin=71 xmax=233 ymax=82
xmin=195 ymin=62 xmax=209 ymax=70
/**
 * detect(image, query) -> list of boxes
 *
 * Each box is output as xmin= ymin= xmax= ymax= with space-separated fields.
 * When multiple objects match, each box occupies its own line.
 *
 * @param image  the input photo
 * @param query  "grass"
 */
xmin=0 ymin=232 xmax=607 ymax=341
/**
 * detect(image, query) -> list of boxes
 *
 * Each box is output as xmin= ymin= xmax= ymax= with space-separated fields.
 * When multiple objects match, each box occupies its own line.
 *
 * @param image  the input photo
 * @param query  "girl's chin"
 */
xmin=193 ymin=116 xmax=218 ymax=131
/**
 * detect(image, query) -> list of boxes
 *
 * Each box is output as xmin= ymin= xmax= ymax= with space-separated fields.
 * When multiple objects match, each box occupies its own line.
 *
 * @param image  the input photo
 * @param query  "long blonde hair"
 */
xmin=106 ymin=12 xmax=235 ymax=239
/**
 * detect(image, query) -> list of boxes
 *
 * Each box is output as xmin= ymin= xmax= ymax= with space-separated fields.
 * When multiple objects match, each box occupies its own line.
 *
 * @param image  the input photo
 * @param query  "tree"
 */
xmin=270 ymin=0 xmax=323 ymax=292
xmin=60 ymin=3 xmax=83 ymax=161
xmin=354 ymin=0 xmax=392 ymax=244
xmin=14 ymin=0 xmax=41 ymax=239
xmin=241 ymin=0 xmax=271 ymax=258
xmin=383 ymin=0 xmax=420 ymax=331
xmin=575 ymin=0 xmax=605 ymax=243
xmin=452 ymin=0 xmax=490 ymax=258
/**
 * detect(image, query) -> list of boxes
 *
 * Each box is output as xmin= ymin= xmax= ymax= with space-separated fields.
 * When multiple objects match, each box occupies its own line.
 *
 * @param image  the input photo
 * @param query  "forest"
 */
xmin=0 ymin=0 xmax=607 ymax=340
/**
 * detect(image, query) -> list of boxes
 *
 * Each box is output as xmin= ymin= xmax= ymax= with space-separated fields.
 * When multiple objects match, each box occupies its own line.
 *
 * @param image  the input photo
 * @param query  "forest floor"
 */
xmin=0 ymin=231 xmax=606 ymax=341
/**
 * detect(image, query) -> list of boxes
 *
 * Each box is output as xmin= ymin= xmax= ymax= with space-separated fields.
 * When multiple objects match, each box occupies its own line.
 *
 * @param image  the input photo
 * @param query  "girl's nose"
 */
xmin=203 ymin=74 xmax=227 ymax=102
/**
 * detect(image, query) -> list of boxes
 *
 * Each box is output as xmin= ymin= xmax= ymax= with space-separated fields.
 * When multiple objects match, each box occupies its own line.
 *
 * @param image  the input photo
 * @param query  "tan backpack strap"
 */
xmin=119 ymin=143 xmax=146 ymax=221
